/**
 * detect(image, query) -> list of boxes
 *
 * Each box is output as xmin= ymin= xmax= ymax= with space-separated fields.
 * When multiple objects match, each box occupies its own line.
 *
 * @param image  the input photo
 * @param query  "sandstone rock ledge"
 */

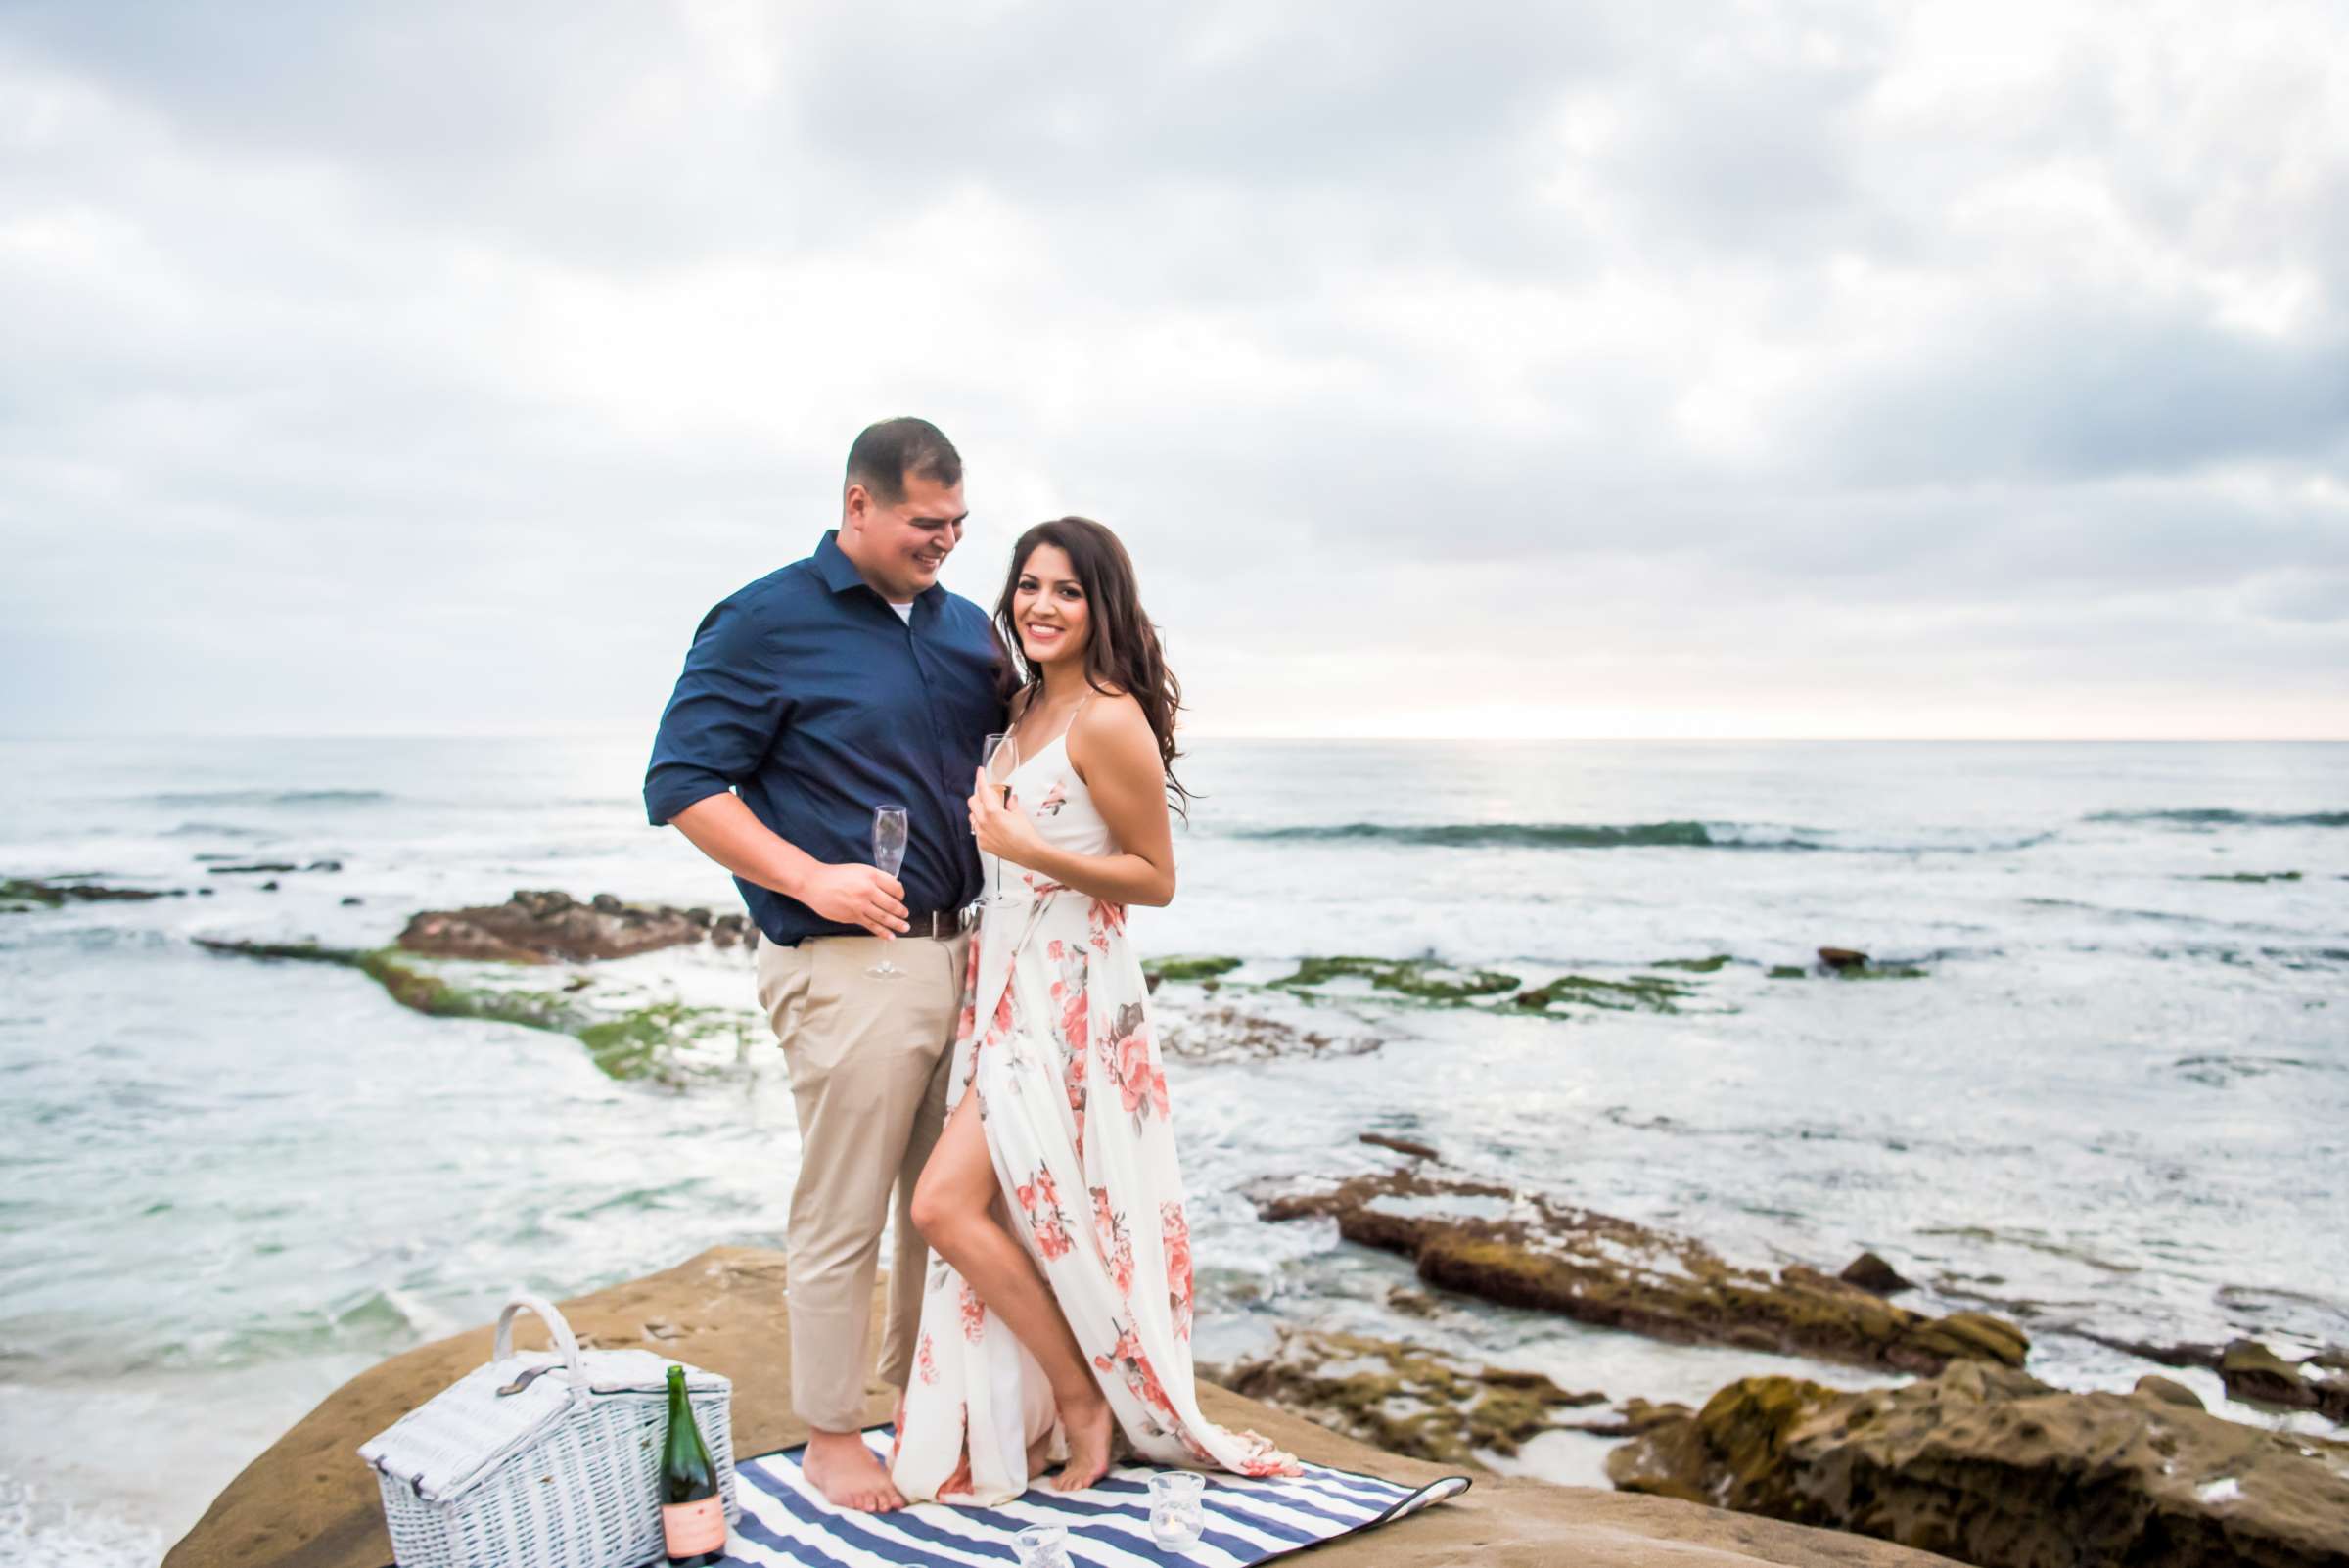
xmin=167 ymin=1247 xmax=1963 ymax=1568
xmin=1609 ymin=1362 xmax=2349 ymax=1568
xmin=1256 ymin=1166 xmax=2029 ymax=1375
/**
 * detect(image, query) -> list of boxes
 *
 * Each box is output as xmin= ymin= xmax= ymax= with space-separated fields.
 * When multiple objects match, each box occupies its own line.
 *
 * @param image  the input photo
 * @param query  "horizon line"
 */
xmin=3 ymin=731 xmax=2347 ymax=745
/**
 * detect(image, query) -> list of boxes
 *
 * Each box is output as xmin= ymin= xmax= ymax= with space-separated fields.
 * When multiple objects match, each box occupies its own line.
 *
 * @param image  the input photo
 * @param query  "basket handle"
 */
xmin=492 ymin=1292 xmax=585 ymax=1388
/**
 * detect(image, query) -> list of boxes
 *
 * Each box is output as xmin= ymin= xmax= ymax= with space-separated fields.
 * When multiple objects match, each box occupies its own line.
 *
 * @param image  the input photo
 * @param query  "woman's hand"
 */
xmin=969 ymin=767 xmax=1049 ymax=870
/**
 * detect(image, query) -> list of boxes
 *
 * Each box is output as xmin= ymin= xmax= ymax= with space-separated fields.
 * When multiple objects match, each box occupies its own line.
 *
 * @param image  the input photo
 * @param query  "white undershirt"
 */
xmin=888 ymin=599 xmax=913 ymax=623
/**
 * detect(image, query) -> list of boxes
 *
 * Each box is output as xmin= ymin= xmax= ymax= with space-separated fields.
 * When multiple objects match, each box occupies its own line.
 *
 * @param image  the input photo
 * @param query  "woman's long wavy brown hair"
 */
xmin=991 ymin=517 xmax=1193 ymax=817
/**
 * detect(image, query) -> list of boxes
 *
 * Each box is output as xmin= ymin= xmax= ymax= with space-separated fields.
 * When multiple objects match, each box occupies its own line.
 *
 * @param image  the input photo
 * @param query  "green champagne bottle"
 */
xmin=661 ymin=1365 xmax=726 ymax=1566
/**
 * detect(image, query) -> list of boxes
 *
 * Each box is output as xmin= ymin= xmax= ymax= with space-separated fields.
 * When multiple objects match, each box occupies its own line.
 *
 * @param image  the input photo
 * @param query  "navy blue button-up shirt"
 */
xmin=644 ymin=530 xmax=1006 ymax=945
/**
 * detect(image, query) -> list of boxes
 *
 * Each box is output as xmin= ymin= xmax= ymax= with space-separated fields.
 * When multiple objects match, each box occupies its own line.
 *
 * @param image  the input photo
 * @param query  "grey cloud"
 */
xmin=3 ymin=1 xmax=2345 ymax=738
xmin=1811 ymin=306 xmax=2349 ymax=486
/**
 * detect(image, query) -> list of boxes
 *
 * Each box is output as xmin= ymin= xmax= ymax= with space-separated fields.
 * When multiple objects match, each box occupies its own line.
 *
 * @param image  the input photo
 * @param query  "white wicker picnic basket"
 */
xmin=358 ymin=1293 xmax=740 ymax=1568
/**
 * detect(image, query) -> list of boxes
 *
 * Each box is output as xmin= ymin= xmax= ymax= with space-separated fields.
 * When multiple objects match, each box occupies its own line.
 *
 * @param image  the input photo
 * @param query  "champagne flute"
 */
xmin=979 ymin=732 xmax=1018 ymax=907
xmin=867 ymin=805 xmax=909 ymax=979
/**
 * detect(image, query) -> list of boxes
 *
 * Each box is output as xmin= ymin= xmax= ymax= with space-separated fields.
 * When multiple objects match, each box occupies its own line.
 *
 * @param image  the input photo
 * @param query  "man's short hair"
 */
xmin=846 ymin=417 xmax=962 ymax=506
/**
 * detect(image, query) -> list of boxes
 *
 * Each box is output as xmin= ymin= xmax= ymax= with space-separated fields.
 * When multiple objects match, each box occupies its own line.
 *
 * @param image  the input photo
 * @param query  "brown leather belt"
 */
xmin=898 ymin=908 xmax=967 ymax=940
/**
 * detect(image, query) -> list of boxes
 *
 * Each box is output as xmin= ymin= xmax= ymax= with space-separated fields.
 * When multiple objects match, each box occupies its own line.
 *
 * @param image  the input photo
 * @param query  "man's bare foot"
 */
xmin=1049 ymin=1397 xmax=1114 ymax=1493
xmin=803 ymin=1427 xmax=905 ymax=1511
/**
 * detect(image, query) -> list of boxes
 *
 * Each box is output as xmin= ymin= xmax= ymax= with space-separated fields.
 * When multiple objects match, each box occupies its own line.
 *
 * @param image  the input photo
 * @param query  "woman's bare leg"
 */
xmin=910 ymin=1092 xmax=1115 ymax=1491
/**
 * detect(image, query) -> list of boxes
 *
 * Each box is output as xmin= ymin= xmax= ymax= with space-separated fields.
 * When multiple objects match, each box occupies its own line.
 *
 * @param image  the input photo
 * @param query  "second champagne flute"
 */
xmin=867 ymin=804 xmax=910 ymax=979
xmin=979 ymin=732 xmax=1018 ymax=907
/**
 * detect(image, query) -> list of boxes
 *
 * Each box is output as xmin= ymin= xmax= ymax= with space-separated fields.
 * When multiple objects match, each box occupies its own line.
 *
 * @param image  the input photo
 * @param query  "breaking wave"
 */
xmin=2087 ymin=808 xmax=2348 ymax=828
xmin=140 ymin=789 xmax=392 ymax=807
xmin=1229 ymin=820 xmax=1815 ymax=850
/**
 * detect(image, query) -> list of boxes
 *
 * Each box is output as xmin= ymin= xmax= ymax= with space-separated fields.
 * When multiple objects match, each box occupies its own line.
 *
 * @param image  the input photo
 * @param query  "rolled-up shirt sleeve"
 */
xmin=644 ymin=593 xmax=787 ymax=826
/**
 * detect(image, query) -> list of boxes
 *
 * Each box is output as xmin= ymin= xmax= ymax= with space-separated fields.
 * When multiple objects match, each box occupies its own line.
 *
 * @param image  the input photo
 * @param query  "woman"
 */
xmin=891 ymin=518 xmax=1297 ymax=1505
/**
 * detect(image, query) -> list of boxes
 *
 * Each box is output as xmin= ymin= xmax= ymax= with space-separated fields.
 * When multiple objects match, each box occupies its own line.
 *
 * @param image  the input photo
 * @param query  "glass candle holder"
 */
xmin=1148 ymin=1470 xmax=1207 ymax=1550
xmin=1014 ymin=1522 xmax=1073 ymax=1568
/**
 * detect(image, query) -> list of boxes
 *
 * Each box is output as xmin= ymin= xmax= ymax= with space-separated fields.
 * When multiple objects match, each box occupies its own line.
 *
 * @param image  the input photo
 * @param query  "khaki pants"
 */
xmin=755 ymin=929 xmax=968 ymax=1433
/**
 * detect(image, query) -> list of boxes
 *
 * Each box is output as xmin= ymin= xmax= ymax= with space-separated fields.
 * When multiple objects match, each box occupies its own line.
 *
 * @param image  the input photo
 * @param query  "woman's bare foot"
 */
xmin=803 ymin=1428 xmax=905 ymax=1511
xmin=1049 ymin=1397 xmax=1114 ymax=1492
xmin=1026 ymin=1428 xmax=1055 ymax=1480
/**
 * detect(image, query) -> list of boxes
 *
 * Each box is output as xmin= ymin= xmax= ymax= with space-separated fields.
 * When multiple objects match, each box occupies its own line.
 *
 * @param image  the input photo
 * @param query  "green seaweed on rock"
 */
xmin=1273 ymin=954 xmax=1522 ymax=1002
xmin=576 ymin=1001 xmax=742 ymax=1084
xmin=194 ymin=936 xmax=718 ymax=1084
xmin=1 ymin=878 xmax=67 ymax=909
xmin=1144 ymin=954 xmax=1244 ymax=982
xmin=1513 ymin=973 xmax=1693 ymax=1013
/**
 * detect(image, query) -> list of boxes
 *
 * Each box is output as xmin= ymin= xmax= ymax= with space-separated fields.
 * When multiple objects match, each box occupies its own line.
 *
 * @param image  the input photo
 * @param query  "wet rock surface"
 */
xmin=1208 ymin=1328 xmax=1604 ymax=1467
xmin=2222 ymin=1338 xmax=2349 ymax=1422
xmin=1361 ymin=1130 xmax=1441 ymax=1161
xmin=1607 ymin=1360 xmax=2349 ymax=1568
xmin=204 ymin=859 xmax=342 ymax=875
xmin=396 ymin=888 xmax=755 ymax=963
xmin=1256 ymin=1165 xmax=2028 ymax=1374
xmin=1837 ymin=1252 xmax=1916 ymax=1295
xmin=1155 ymin=1000 xmax=1382 ymax=1063
xmin=2061 ymin=1331 xmax=2349 ymax=1425
xmin=3 ymin=874 xmax=182 ymax=906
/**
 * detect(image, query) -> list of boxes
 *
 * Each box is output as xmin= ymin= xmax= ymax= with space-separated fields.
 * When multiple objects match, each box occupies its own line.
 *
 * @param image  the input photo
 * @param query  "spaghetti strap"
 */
xmin=1012 ymin=687 xmax=1098 ymax=763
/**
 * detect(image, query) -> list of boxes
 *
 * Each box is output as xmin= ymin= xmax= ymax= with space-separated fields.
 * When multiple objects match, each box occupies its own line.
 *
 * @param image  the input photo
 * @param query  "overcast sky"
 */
xmin=3 ymin=1 xmax=2344 ymax=739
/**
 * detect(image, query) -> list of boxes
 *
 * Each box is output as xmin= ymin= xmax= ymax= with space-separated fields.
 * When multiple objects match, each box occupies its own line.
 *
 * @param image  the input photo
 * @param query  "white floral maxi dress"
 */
xmin=890 ymin=735 xmax=1296 ymax=1505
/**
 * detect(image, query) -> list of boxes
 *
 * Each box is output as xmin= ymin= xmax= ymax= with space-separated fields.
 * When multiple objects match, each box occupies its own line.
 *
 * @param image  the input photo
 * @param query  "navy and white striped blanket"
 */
xmin=721 ymin=1425 xmax=1470 ymax=1566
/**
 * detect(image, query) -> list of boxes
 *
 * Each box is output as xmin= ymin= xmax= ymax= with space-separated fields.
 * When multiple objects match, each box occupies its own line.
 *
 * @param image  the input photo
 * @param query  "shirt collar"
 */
xmin=814 ymin=529 xmax=947 ymax=610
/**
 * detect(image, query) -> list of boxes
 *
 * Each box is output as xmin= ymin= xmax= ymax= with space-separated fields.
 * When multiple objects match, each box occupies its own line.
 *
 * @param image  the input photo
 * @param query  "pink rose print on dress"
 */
xmin=1234 ymin=1430 xmax=1300 ymax=1477
xmin=957 ymin=1278 xmax=987 ymax=1343
xmin=1107 ymin=1001 xmax=1168 ymax=1122
xmin=981 ymin=976 xmax=1015 ymax=1052
xmin=1015 ymin=1166 xmax=1075 ymax=1261
xmin=1086 ymin=898 xmax=1127 ymax=954
xmin=955 ymin=940 xmax=980 ymax=1042
xmin=916 ymin=1332 xmax=938 ymax=1386
xmin=1047 ymin=942 xmax=1088 ymax=1056
xmin=1036 ymin=778 xmax=1067 ymax=817
xmin=1090 ymin=1185 xmax=1135 ymax=1297
xmin=1091 ymin=1320 xmax=1175 ymax=1421
xmin=940 ymin=1441 xmax=975 ymax=1499
xmin=1162 ymin=1200 xmax=1195 ymax=1337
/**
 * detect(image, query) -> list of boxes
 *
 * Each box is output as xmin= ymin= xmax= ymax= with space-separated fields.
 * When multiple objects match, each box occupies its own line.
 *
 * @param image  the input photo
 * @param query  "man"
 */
xmin=644 ymin=417 xmax=1003 ymax=1511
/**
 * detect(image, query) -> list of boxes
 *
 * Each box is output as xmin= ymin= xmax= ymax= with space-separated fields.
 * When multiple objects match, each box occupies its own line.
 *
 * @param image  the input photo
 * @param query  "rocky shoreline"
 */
xmin=1252 ymin=1159 xmax=2031 ymax=1375
xmin=163 ymin=1248 xmax=1968 ymax=1568
xmin=1222 ymin=1141 xmax=2349 ymax=1566
xmin=29 ymin=876 xmax=2344 ymax=1564
xmin=395 ymin=887 xmax=757 ymax=962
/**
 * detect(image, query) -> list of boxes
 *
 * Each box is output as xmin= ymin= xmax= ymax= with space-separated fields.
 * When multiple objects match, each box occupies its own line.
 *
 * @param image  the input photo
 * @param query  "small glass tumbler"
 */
xmin=1013 ymin=1522 xmax=1074 ymax=1568
xmin=1148 ymin=1470 xmax=1207 ymax=1550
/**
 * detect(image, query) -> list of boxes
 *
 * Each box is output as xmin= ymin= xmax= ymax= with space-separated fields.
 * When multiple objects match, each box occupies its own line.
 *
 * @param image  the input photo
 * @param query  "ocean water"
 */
xmin=2 ymin=736 xmax=2344 ymax=1561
